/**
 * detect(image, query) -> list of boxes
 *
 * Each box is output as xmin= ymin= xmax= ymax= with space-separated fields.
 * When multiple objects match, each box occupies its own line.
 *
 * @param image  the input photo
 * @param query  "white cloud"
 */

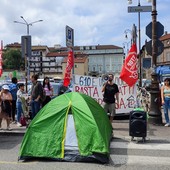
xmin=0 ymin=0 xmax=169 ymax=49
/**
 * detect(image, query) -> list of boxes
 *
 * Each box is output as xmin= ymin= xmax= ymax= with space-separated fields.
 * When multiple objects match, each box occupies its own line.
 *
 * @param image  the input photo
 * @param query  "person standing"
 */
xmin=16 ymin=83 xmax=27 ymax=127
xmin=0 ymin=85 xmax=13 ymax=130
xmin=102 ymin=74 xmax=119 ymax=124
xmin=161 ymin=78 xmax=170 ymax=127
xmin=9 ymin=77 xmax=18 ymax=123
xmin=42 ymin=77 xmax=53 ymax=107
xmin=30 ymin=74 xmax=43 ymax=119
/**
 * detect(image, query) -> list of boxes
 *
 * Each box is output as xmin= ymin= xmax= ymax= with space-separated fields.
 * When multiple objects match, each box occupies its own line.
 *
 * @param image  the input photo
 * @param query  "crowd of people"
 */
xmin=0 ymin=74 xmax=53 ymax=130
xmin=0 ymin=73 xmax=170 ymax=131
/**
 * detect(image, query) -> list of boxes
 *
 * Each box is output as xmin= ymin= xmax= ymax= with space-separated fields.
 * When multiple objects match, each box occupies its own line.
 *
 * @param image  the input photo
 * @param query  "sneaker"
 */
xmin=164 ymin=123 xmax=170 ymax=127
xmin=6 ymin=127 xmax=12 ymax=131
xmin=17 ymin=122 xmax=22 ymax=127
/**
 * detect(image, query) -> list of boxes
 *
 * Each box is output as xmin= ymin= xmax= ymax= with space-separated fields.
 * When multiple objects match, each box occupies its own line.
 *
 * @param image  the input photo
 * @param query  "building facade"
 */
xmin=141 ymin=32 xmax=170 ymax=81
xmin=74 ymin=45 xmax=124 ymax=77
xmin=4 ymin=43 xmax=124 ymax=78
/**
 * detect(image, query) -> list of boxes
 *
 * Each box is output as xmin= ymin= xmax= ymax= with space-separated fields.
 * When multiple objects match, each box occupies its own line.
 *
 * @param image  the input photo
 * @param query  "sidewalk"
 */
xmin=0 ymin=120 xmax=27 ymax=135
xmin=113 ymin=119 xmax=170 ymax=141
xmin=0 ymin=116 xmax=170 ymax=140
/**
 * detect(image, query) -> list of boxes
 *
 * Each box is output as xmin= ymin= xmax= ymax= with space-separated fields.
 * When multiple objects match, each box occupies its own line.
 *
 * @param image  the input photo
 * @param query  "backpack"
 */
xmin=9 ymin=83 xmax=18 ymax=100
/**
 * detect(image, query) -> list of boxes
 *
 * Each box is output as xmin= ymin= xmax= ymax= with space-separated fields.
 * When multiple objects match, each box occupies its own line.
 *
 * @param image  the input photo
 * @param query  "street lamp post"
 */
xmin=14 ymin=16 xmax=43 ymax=92
xmin=123 ymin=41 xmax=131 ymax=56
xmin=14 ymin=16 xmax=43 ymax=35
xmin=124 ymin=29 xmax=133 ymax=46
xmin=148 ymin=0 xmax=163 ymax=125
xmin=127 ymin=0 xmax=151 ymax=87
xmin=128 ymin=0 xmax=142 ymax=87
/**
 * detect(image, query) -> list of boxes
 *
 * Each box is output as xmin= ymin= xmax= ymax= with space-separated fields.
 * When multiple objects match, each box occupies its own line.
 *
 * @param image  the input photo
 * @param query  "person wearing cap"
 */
xmin=0 ymin=85 xmax=13 ymax=130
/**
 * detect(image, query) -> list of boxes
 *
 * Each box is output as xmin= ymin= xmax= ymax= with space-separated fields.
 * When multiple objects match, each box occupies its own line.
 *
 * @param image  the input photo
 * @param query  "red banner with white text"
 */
xmin=120 ymin=43 xmax=138 ymax=87
xmin=0 ymin=41 xmax=3 ymax=77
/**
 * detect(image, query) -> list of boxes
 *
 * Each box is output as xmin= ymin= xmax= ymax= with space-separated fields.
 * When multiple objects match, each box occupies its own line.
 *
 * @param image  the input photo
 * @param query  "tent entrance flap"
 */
xmin=65 ymin=114 xmax=79 ymax=151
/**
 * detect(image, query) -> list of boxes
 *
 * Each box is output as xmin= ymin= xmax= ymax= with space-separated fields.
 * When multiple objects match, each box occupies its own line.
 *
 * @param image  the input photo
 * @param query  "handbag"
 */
xmin=20 ymin=116 xmax=27 ymax=126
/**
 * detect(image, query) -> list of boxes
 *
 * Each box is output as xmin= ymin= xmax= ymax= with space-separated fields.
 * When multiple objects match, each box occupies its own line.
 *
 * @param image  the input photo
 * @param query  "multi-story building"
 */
xmin=141 ymin=32 xmax=170 ymax=81
xmin=157 ymin=32 xmax=170 ymax=81
xmin=74 ymin=45 xmax=124 ymax=77
xmin=4 ymin=43 xmax=124 ymax=78
xmin=46 ymin=51 xmax=68 ymax=78
xmin=62 ymin=53 xmax=88 ymax=78
xmin=30 ymin=45 xmax=50 ymax=76
xmin=158 ymin=32 xmax=170 ymax=66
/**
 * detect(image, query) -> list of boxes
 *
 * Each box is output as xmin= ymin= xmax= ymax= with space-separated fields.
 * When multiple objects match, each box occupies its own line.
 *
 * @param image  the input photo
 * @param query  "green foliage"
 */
xmin=3 ymin=48 xmax=24 ymax=70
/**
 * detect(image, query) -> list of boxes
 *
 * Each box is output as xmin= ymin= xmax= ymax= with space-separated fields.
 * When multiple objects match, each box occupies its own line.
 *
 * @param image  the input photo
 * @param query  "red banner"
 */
xmin=120 ymin=43 xmax=138 ymax=87
xmin=0 ymin=41 xmax=3 ymax=77
xmin=63 ymin=50 xmax=74 ymax=87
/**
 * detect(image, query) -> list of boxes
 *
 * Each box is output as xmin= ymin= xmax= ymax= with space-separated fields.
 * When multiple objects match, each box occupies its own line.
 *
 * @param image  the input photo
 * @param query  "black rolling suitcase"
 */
xmin=129 ymin=110 xmax=147 ymax=142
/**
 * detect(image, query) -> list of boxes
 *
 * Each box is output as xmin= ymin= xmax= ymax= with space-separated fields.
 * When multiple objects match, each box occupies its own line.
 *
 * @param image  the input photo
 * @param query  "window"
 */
xmin=92 ymin=46 xmax=96 ymax=50
xmin=166 ymin=52 xmax=170 ymax=61
xmin=86 ymin=46 xmax=90 ymax=50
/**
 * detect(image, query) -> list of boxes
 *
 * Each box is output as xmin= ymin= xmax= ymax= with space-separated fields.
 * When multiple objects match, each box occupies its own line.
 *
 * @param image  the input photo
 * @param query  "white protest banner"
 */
xmin=73 ymin=75 xmax=137 ymax=114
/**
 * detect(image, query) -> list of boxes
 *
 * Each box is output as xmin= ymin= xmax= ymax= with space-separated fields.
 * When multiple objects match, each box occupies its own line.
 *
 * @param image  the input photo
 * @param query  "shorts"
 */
xmin=103 ymin=102 xmax=116 ymax=117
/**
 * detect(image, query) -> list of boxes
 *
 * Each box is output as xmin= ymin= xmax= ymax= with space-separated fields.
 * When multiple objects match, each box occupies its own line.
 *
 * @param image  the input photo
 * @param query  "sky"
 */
xmin=0 ymin=0 xmax=169 ymax=51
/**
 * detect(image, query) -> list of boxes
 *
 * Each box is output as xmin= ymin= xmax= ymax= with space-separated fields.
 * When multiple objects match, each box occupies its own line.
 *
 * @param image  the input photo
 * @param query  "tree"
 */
xmin=3 ymin=48 xmax=24 ymax=70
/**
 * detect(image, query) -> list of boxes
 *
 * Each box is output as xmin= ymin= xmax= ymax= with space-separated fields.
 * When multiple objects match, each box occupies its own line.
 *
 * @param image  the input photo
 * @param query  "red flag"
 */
xmin=120 ymin=43 xmax=138 ymax=87
xmin=63 ymin=50 xmax=74 ymax=87
xmin=0 ymin=41 xmax=3 ymax=77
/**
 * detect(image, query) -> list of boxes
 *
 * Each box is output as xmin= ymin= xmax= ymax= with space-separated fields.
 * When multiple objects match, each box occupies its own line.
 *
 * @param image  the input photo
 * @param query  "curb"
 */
xmin=0 ymin=131 xmax=25 ymax=136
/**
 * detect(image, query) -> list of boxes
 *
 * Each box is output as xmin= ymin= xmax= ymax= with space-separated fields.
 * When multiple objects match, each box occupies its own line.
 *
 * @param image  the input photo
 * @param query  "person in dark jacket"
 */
xmin=30 ymin=74 xmax=43 ymax=119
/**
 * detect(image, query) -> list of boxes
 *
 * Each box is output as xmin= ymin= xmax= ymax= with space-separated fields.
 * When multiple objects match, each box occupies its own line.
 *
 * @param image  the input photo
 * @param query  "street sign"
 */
xmin=142 ymin=58 xmax=151 ymax=69
xmin=145 ymin=40 xmax=164 ymax=57
xmin=66 ymin=25 xmax=74 ymax=48
xmin=21 ymin=35 xmax=31 ymax=58
xmin=128 ymin=6 xmax=152 ymax=13
xmin=146 ymin=21 xmax=164 ymax=39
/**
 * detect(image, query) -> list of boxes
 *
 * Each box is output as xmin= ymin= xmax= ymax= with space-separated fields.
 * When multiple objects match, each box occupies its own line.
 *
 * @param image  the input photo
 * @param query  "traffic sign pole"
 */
xmin=128 ymin=4 xmax=151 ymax=88
xmin=147 ymin=0 xmax=163 ymax=125
xmin=66 ymin=25 xmax=74 ymax=75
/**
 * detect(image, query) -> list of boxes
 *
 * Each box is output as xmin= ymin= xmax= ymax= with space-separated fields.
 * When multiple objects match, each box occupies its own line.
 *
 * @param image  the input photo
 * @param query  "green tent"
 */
xmin=19 ymin=92 xmax=112 ymax=163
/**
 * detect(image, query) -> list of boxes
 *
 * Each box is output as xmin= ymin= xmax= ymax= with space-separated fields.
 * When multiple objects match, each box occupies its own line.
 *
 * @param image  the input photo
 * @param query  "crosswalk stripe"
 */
xmin=110 ymin=141 xmax=170 ymax=150
xmin=110 ymin=138 xmax=170 ymax=166
xmin=110 ymin=155 xmax=170 ymax=165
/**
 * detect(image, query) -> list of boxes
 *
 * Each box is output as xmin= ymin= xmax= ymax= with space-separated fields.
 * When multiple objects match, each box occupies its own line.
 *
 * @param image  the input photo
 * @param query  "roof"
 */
xmin=46 ymin=52 xmax=68 ymax=57
xmin=62 ymin=56 xmax=87 ymax=63
xmin=32 ymin=45 xmax=49 ymax=50
xmin=160 ymin=33 xmax=170 ymax=41
xmin=49 ymin=44 xmax=123 ymax=52
xmin=73 ymin=44 xmax=122 ymax=50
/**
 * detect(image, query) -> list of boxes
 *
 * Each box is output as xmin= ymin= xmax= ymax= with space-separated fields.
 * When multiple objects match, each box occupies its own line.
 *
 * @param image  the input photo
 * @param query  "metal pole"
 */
xmin=27 ymin=24 xmax=29 ymax=35
xmin=152 ymin=0 xmax=157 ymax=67
xmin=14 ymin=17 xmax=43 ymax=83
xmin=148 ymin=0 xmax=163 ymax=125
xmin=138 ymin=0 xmax=142 ymax=87
xmin=24 ymin=38 xmax=28 ymax=93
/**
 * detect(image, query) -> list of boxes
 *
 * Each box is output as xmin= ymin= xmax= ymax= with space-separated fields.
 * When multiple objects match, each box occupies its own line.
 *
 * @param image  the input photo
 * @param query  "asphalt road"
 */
xmin=1 ymin=118 xmax=170 ymax=170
